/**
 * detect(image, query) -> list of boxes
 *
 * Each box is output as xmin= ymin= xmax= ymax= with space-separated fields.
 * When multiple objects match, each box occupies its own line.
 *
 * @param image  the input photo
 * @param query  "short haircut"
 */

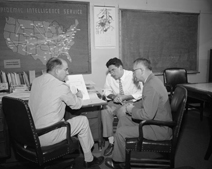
xmin=46 ymin=57 xmax=63 ymax=72
xmin=133 ymin=58 xmax=152 ymax=70
xmin=106 ymin=57 xmax=123 ymax=68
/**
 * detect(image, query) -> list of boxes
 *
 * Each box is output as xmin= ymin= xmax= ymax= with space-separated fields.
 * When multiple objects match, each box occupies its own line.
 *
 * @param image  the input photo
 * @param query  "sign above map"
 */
xmin=0 ymin=1 xmax=91 ymax=74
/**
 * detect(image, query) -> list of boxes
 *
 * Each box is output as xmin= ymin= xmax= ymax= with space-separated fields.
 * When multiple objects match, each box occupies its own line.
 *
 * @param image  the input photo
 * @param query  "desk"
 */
xmin=0 ymin=92 xmax=107 ymax=156
xmin=65 ymin=95 xmax=107 ymax=150
xmin=82 ymin=94 xmax=107 ymax=149
xmin=179 ymin=83 xmax=212 ymax=160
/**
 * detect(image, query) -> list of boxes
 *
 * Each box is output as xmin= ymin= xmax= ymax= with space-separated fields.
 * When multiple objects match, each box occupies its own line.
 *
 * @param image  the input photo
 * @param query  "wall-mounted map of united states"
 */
xmin=3 ymin=17 xmax=80 ymax=65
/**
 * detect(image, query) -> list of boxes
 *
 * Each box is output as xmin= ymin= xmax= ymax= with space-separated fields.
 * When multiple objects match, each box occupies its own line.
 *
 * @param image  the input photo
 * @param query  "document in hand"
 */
xmin=65 ymin=74 xmax=90 ymax=100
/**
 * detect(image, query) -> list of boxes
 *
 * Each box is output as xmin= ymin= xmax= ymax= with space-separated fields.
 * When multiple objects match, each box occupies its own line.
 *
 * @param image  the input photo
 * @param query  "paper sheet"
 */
xmin=29 ymin=70 xmax=36 ymax=84
xmin=82 ymin=92 xmax=107 ymax=106
xmin=66 ymin=74 xmax=90 ymax=100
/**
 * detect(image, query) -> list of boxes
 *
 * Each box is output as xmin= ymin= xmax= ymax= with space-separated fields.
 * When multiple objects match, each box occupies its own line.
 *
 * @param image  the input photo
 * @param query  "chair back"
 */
xmin=171 ymin=86 xmax=187 ymax=148
xmin=2 ymin=96 xmax=79 ymax=168
xmin=163 ymin=68 xmax=188 ymax=92
xmin=2 ymin=96 xmax=42 ymax=161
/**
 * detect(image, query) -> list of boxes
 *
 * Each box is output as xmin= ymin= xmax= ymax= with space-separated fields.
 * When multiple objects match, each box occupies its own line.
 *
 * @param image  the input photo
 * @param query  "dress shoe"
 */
xmin=105 ymin=158 xmax=125 ymax=169
xmin=104 ymin=143 xmax=114 ymax=156
xmin=84 ymin=156 xmax=104 ymax=168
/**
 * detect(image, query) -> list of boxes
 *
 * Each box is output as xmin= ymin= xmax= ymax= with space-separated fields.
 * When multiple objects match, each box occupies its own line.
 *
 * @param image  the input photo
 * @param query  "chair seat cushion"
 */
xmin=126 ymin=137 xmax=172 ymax=153
xmin=17 ymin=137 xmax=79 ymax=164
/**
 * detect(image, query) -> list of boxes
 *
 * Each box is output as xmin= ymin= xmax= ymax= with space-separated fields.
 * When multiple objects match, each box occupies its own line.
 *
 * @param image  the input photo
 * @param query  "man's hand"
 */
xmin=114 ymin=94 xmax=125 ymax=104
xmin=76 ymin=89 xmax=83 ymax=99
xmin=107 ymin=94 xmax=116 ymax=100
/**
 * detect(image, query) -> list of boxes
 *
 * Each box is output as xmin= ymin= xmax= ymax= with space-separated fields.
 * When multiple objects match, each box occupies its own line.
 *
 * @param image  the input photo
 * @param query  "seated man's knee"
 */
xmin=81 ymin=115 xmax=89 ymax=125
xmin=116 ymin=106 xmax=126 ymax=119
xmin=102 ymin=106 xmax=115 ymax=117
xmin=117 ymin=116 xmax=129 ymax=128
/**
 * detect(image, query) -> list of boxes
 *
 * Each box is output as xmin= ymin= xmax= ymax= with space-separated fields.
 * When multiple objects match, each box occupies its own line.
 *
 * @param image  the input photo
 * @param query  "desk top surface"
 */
xmin=181 ymin=83 xmax=212 ymax=94
xmin=0 ymin=91 xmax=107 ymax=107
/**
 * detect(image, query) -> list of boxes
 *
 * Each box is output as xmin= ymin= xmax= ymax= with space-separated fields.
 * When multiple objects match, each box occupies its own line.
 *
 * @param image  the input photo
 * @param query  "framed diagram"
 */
xmin=94 ymin=6 xmax=116 ymax=48
xmin=0 ymin=1 xmax=91 ymax=74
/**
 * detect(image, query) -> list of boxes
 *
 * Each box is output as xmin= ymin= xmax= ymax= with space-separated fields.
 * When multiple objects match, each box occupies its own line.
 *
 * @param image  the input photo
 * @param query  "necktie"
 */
xmin=119 ymin=78 xmax=124 ymax=95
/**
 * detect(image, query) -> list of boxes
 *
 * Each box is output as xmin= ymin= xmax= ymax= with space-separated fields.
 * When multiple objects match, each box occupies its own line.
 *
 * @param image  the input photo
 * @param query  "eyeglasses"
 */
xmin=133 ymin=68 xmax=143 ymax=73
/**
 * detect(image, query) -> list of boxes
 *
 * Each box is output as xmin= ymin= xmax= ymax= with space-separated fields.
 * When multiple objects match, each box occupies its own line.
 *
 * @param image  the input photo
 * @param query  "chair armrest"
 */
xmin=138 ymin=119 xmax=176 ymax=140
xmin=140 ymin=119 xmax=176 ymax=128
xmin=164 ymin=84 xmax=174 ymax=95
xmin=164 ymin=84 xmax=172 ymax=92
xmin=37 ymin=121 xmax=71 ymax=142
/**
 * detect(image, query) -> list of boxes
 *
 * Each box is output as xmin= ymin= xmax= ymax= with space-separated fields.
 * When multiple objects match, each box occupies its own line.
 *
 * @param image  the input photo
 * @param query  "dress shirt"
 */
xmin=29 ymin=73 xmax=82 ymax=129
xmin=103 ymin=69 xmax=143 ymax=101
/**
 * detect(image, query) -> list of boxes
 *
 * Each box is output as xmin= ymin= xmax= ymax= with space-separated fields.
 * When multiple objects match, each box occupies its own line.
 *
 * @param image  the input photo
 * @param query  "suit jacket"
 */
xmin=131 ymin=73 xmax=172 ymax=140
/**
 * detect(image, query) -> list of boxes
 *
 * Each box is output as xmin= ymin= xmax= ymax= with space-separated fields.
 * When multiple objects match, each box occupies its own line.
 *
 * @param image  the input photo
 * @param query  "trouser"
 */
xmin=101 ymin=101 xmax=126 ymax=138
xmin=112 ymin=114 xmax=172 ymax=162
xmin=39 ymin=115 xmax=94 ymax=155
xmin=112 ymin=115 xmax=139 ymax=162
xmin=67 ymin=116 xmax=94 ymax=154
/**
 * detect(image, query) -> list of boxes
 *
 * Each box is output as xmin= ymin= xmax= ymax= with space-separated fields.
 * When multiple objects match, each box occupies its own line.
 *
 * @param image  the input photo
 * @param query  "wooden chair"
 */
xmin=2 ymin=96 xmax=79 ymax=169
xmin=125 ymin=85 xmax=187 ymax=169
xmin=163 ymin=67 xmax=205 ymax=120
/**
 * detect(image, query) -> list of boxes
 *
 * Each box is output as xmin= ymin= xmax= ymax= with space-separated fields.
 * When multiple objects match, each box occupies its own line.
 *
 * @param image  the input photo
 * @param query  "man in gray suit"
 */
xmin=105 ymin=57 xmax=172 ymax=169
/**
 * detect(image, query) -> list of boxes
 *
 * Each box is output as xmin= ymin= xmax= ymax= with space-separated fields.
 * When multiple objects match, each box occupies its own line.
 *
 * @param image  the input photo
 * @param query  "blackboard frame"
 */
xmin=0 ymin=0 xmax=91 ymax=74
xmin=119 ymin=9 xmax=199 ymax=74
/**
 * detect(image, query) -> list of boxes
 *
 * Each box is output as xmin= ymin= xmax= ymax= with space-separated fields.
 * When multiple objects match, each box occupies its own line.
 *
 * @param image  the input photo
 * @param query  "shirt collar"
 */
xmin=118 ymin=69 xmax=125 ymax=81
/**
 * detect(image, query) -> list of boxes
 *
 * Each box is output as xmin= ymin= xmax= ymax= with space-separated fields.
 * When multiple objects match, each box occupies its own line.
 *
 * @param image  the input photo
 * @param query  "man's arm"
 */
xmin=131 ymin=82 xmax=143 ymax=101
xmin=118 ymin=94 xmax=134 ymax=102
xmin=131 ymin=87 xmax=159 ymax=120
xmin=61 ymin=85 xmax=83 ymax=110
xmin=103 ymin=75 xmax=117 ymax=100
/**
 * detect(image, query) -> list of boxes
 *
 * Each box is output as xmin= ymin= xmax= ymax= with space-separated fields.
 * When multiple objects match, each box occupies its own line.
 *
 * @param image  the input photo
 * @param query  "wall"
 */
xmin=73 ymin=0 xmax=212 ymax=88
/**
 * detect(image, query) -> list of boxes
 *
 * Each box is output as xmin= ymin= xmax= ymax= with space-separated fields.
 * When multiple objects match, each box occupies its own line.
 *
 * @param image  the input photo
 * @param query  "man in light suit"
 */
xmin=105 ymin=57 xmax=172 ymax=169
xmin=101 ymin=57 xmax=143 ymax=156
xmin=29 ymin=57 xmax=104 ymax=168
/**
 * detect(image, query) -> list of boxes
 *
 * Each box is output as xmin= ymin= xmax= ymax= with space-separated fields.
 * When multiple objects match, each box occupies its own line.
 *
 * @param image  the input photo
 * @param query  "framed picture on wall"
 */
xmin=94 ymin=6 xmax=116 ymax=48
xmin=0 ymin=1 xmax=91 ymax=74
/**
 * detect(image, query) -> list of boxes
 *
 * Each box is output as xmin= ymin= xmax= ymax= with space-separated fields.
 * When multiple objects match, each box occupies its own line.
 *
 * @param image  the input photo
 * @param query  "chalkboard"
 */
xmin=120 ymin=9 xmax=199 ymax=73
xmin=0 ymin=1 xmax=91 ymax=74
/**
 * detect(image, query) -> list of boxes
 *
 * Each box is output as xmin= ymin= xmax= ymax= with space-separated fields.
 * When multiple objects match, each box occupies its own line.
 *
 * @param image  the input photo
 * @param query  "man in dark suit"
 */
xmin=105 ymin=57 xmax=172 ymax=169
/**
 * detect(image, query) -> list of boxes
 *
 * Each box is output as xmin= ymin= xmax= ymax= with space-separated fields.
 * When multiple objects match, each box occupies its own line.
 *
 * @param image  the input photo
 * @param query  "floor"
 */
xmin=0 ymin=109 xmax=212 ymax=169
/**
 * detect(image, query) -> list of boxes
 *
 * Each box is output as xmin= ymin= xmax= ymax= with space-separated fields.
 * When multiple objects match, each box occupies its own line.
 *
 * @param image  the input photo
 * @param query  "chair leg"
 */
xmin=204 ymin=135 xmax=212 ymax=160
xmin=170 ymin=154 xmax=175 ymax=168
xmin=125 ymin=149 xmax=131 ymax=169
xmin=204 ymin=116 xmax=212 ymax=160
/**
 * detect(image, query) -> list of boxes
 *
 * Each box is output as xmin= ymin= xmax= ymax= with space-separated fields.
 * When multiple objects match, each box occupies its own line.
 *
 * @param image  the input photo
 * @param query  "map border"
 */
xmin=0 ymin=0 xmax=91 ymax=75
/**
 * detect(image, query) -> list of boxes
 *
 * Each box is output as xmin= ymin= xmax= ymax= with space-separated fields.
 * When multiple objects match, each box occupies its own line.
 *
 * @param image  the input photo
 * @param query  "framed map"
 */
xmin=0 ymin=1 xmax=91 ymax=74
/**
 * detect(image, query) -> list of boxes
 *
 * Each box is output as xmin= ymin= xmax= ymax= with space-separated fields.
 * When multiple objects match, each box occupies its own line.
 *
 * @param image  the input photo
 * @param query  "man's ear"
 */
xmin=54 ymin=67 xmax=59 ymax=76
xmin=119 ymin=65 xmax=123 ymax=70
